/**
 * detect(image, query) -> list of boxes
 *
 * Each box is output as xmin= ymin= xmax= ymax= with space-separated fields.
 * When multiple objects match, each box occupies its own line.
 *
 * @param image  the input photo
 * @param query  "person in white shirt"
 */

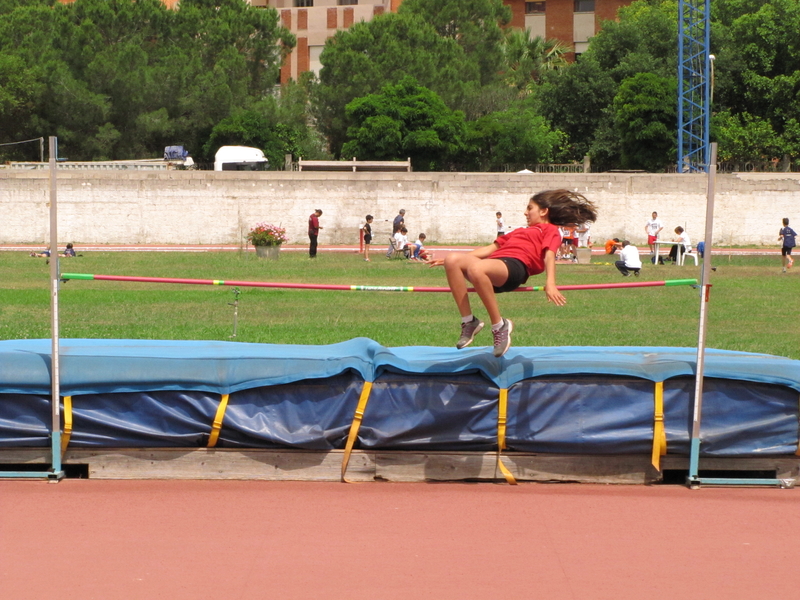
xmin=615 ymin=240 xmax=642 ymax=276
xmin=577 ymin=222 xmax=591 ymax=248
xmin=667 ymin=226 xmax=691 ymax=263
xmin=645 ymin=211 xmax=664 ymax=262
xmin=496 ymin=212 xmax=505 ymax=239
xmin=393 ymin=226 xmax=411 ymax=258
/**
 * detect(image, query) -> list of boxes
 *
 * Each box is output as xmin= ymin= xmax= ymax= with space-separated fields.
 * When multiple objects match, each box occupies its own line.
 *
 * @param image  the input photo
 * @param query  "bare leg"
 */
xmin=444 ymin=254 xmax=509 ymax=324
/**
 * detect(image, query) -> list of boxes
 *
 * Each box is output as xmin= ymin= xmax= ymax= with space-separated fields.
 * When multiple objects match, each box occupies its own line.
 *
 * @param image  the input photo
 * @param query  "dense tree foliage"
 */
xmin=2 ymin=0 xmax=798 ymax=171
xmin=397 ymin=0 xmax=511 ymax=86
xmin=312 ymin=12 xmax=479 ymax=159
xmin=0 ymin=0 xmax=295 ymax=162
xmin=341 ymin=77 xmax=467 ymax=171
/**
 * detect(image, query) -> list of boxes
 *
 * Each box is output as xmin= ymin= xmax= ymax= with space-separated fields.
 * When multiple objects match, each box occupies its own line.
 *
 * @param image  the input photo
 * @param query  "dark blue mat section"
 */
xmin=358 ymin=372 xmax=497 ymax=451
xmin=217 ymin=372 xmax=362 ymax=450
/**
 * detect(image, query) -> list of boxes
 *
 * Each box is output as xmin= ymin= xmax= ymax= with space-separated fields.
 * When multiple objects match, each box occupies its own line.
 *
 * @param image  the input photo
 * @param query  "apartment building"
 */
xmin=267 ymin=0 xmax=631 ymax=83
xmin=505 ymin=0 xmax=632 ymax=56
xmin=258 ymin=1 xmax=401 ymax=83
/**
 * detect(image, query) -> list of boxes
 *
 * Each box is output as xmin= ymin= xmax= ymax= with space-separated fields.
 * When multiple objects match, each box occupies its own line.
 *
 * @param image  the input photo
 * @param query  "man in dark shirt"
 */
xmin=308 ymin=209 xmax=323 ymax=258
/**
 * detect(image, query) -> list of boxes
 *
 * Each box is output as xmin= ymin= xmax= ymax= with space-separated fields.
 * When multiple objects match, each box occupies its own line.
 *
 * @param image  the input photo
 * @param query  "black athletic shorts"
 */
xmin=364 ymin=234 xmax=372 ymax=244
xmin=493 ymin=257 xmax=529 ymax=293
xmin=782 ymin=245 xmax=793 ymax=256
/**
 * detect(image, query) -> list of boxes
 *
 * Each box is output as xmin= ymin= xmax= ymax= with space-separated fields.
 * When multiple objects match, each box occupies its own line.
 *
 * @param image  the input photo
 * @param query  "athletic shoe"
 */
xmin=492 ymin=318 xmax=513 ymax=358
xmin=634 ymin=270 xmax=640 ymax=277
xmin=621 ymin=272 xmax=630 ymax=277
xmin=456 ymin=317 xmax=484 ymax=349
xmin=788 ymin=258 xmax=794 ymax=269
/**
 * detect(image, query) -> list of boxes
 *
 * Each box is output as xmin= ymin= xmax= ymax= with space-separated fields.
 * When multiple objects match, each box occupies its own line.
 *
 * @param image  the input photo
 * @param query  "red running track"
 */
xmin=1 ymin=480 xmax=797 ymax=600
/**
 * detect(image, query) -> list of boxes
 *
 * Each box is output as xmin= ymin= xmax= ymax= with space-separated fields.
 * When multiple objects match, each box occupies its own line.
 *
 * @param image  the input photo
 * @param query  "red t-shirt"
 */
xmin=308 ymin=214 xmax=319 ymax=235
xmin=490 ymin=223 xmax=562 ymax=276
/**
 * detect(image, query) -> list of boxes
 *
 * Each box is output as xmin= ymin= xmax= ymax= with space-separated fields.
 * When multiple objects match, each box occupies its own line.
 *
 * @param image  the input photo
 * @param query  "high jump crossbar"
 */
xmin=60 ymin=274 xmax=699 ymax=292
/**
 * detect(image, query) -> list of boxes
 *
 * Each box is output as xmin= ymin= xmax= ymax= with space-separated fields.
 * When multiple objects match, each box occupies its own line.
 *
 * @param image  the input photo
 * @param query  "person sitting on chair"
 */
xmin=667 ymin=226 xmax=691 ymax=264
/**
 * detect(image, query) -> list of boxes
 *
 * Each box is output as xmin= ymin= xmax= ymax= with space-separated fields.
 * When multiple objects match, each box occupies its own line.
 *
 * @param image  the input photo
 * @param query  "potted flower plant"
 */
xmin=247 ymin=222 xmax=288 ymax=259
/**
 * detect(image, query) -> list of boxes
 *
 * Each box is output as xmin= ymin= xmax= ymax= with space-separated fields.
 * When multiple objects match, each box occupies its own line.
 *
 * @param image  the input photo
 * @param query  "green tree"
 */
xmin=398 ymin=0 xmax=511 ymax=86
xmin=712 ymin=110 xmax=781 ymax=164
xmin=341 ymin=77 xmax=467 ymax=171
xmin=465 ymin=99 xmax=566 ymax=171
xmin=204 ymin=77 xmax=329 ymax=168
xmin=0 ymin=0 xmax=293 ymax=161
xmin=711 ymin=0 xmax=800 ymax=163
xmin=612 ymin=72 xmax=677 ymax=171
xmin=537 ymin=0 xmax=678 ymax=167
xmin=312 ymin=12 xmax=477 ymax=158
xmin=501 ymin=29 xmax=569 ymax=92
xmin=537 ymin=58 xmax=617 ymax=161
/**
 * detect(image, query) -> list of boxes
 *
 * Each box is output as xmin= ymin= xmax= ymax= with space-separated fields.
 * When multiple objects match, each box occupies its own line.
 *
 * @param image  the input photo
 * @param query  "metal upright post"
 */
xmin=48 ymin=136 xmax=65 ymax=480
xmin=0 ymin=137 xmax=65 ymax=480
xmin=686 ymin=143 xmax=717 ymax=485
xmin=687 ymin=143 xmax=788 ymax=488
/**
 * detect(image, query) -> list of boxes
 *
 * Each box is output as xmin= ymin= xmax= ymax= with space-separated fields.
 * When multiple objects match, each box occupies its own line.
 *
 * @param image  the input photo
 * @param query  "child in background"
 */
xmin=496 ymin=212 xmax=505 ymax=238
xmin=576 ymin=222 xmax=591 ymax=248
xmin=362 ymin=215 xmax=373 ymax=262
xmin=427 ymin=190 xmax=597 ymax=357
xmin=778 ymin=217 xmax=796 ymax=272
xmin=604 ymin=238 xmax=621 ymax=255
xmin=393 ymin=226 xmax=411 ymax=258
xmin=61 ymin=243 xmax=76 ymax=257
xmin=412 ymin=233 xmax=427 ymax=261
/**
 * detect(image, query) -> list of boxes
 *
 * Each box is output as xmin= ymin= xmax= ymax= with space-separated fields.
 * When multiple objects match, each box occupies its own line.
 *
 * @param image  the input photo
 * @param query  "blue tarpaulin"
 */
xmin=0 ymin=339 xmax=798 ymax=455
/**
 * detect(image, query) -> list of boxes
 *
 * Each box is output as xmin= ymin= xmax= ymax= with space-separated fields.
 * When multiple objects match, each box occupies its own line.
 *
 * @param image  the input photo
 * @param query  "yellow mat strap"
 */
xmin=342 ymin=381 xmax=373 ymax=482
xmin=207 ymin=394 xmax=230 ymax=448
xmin=61 ymin=396 xmax=73 ymax=455
xmin=651 ymin=381 xmax=667 ymax=470
xmin=496 ymin=389 xmax=517 ymax=485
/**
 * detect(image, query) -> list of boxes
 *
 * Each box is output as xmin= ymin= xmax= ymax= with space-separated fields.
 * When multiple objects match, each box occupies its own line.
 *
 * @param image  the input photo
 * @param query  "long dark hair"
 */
xmin=531 ymin=189 xmax=597 ymax=226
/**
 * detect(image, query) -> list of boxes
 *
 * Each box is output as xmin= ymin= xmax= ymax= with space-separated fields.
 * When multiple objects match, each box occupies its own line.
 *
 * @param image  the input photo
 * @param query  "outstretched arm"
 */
xmin=543 ymin=249 xmax=566 ymax=306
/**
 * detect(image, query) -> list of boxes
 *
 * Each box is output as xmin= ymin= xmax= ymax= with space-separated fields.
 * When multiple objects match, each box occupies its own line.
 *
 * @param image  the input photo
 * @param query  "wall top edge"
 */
xmin=2 ymin=170 xmax=799 ymax=184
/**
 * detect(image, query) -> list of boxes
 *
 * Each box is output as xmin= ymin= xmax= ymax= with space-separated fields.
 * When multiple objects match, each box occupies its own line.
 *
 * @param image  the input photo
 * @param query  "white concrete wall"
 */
xmin=1 ymin=170 xmax=799 ymax=247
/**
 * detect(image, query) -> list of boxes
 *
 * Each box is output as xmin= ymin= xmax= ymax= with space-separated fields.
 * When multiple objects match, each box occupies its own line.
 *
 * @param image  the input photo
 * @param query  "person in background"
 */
xmin=667 ymin=226 xmax=691 ymax=264
xmin=645 ymin=211 xmax=664 ymax=263
xmin=496 ymin=212 xmax=505 ymax=238
xmin=614 ymin=240 xmax=642 ymax=277
xmin=362 ymin=215 xmax=373 ymax=262
xmin=61 ymin=243 xmax=76 ymax=257
xmin=778 ymin=217 xmax=796 ymax=272
xmin=308 ymin=209 xmax=323 ymax=258
xmin=604 ymin=238 xmax=621 ymax=255
xmin=411 ymin=233 xmax=427 ymax=261
xmin=386 ymin=209 xmax=406 ymax=258
xmin=30 ymin=248 xmax=51 ymax=258
xmin=577 ymin=222 xmax=592 ymax=248
xmin=393 ymin=226 xmax=412 ymax=259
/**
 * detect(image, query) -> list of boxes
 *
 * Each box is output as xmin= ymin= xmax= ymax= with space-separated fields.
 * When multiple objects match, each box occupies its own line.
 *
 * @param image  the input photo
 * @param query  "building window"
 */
xmin=338 ymin=0 xmax=358 ymax=5
xmin=574 ymin=0 xmax=594 ymax=12
xmin=294 ymin=0 xmax=313 ymax=7
xmin=525 ymin=2 xmax=545 ymax=14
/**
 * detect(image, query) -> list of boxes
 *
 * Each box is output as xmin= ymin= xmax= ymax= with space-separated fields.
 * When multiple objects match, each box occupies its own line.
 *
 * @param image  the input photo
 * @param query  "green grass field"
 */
xmin=1 ymin=250 xmax=798 ymax=360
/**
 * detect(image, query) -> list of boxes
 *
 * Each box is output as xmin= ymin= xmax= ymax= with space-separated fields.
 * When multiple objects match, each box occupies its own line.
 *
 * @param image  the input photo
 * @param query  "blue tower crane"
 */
xmin=677 ymin=0 xmax=711 ymax=173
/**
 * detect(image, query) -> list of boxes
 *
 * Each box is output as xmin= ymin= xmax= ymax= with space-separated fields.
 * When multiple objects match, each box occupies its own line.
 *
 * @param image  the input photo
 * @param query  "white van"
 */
xmin=213 ymin=146 xmax=269 ymax=171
